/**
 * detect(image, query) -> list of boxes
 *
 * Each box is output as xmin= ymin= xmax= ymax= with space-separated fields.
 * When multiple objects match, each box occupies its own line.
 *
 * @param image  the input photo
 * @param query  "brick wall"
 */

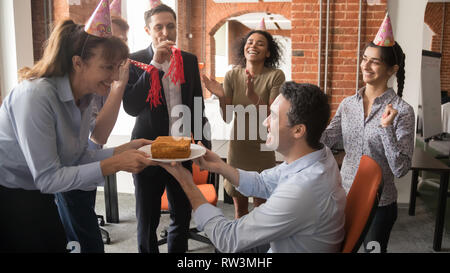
xmin=291 ymin=0 xmax=386 ymax=114
xmin=424 ymin=3 xmax=450 ymax=94
xmin=30 ymin=0 xmax=387 ymax=115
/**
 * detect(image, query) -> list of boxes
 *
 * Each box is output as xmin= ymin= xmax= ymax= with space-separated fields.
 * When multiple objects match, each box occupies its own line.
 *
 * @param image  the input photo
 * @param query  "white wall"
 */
xmin=387 ymin=0 xmax=428 ymax=121
xmin=0 ymin=0 xmax=34 ymax=98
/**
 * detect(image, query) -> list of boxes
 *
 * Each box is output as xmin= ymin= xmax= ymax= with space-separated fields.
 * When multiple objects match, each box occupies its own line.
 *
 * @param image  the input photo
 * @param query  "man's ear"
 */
xmin=72 ymin=55 xmax=83 ymax=73
xmin=144 ymin=26 xmax=151 ymax=36
xmin=292 ymin=124 xmax=306 ymax=139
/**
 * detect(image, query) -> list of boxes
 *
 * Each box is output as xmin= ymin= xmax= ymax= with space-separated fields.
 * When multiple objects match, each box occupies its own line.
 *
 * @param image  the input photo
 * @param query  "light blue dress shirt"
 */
xmin=194 ymin=146 xmax=347 ymax=253
xmin=0 ymin=75 xmax=114 ymax=193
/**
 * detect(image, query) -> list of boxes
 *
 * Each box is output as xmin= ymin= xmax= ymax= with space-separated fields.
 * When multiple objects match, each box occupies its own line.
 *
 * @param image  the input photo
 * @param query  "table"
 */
xmin=409 ymin=148 xmax=450 ymax=251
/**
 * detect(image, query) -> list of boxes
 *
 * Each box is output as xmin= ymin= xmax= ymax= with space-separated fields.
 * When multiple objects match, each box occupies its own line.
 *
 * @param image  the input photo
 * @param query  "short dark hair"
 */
xmin=111 ymin=16 xmax=130 ymax=32
xmin=280 ymin=82 xmax=330 ymax=150
xmin=236 ymin=30 xmax=282 ymax=69
xmin=144 ymin=4 xmax=177 ymax=27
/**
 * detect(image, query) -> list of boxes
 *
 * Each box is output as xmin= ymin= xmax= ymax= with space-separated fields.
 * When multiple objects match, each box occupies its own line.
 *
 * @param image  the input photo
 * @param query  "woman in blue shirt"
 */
xmin=0 ymin=19 xmax=155 ymax=252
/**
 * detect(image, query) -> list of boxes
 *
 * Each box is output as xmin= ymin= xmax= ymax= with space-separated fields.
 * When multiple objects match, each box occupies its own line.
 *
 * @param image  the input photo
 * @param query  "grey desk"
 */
xmin=409 ymin=148 xmax=450 ymax=251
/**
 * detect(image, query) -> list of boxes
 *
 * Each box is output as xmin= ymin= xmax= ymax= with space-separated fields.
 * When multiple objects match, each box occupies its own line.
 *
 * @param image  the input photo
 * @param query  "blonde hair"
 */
xmin=19 ymin=19 xmax=129 ymax=82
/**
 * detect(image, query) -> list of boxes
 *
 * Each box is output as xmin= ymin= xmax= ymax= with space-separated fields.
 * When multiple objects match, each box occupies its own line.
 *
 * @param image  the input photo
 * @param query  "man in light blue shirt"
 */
xmin=160 ymin=82 xmax=347 ymax=253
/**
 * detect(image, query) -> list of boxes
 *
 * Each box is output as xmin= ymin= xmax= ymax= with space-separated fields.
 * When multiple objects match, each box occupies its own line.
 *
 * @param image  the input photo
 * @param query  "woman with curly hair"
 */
xmin=203 ymin=30 xmax=285 ymax=219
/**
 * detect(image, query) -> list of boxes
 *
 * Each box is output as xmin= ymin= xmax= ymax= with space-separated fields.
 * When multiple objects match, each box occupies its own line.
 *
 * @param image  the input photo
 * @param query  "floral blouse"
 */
xmin=321 ymin=87 xmax=415 ymax=206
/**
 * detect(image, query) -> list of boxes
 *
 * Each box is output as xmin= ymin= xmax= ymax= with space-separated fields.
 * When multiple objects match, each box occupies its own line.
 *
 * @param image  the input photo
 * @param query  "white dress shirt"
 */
xmin=194 ymin=146 xmax=347 ymax=253
xmin=151 ymin=44 xmax=183 ymax=137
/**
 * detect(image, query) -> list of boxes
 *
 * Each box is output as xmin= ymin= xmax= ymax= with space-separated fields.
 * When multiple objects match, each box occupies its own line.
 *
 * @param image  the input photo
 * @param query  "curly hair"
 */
xmin=365 ymin=41 xmax=406 ymax=97
xmin=280 ymin=82 xmax=330 ymax=149
xmin=236 ymin=30 xmax=282 ymax=69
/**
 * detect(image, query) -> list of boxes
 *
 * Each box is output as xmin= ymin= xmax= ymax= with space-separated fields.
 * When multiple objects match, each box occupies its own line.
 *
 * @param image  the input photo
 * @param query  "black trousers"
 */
xmin=0 ymin=185 xmax=68 ymax=253
xmin=134 ymin=166 xmax=192 ymax=253
xmin=363 ymin=202 xmax=398 ymax=253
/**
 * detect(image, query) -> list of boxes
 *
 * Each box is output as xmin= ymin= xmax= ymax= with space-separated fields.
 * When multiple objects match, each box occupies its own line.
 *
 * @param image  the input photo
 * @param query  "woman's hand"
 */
xmin=112 ymin=59 xmax=130 ymax=90
xmin=101 ymin=150 xmax=157 ymax=176
xmin=202 ymin=74 xmax=225 ymax=98
xmin=114 ymin=139 xmax=153 ymax=155
xmin=380 ymin=104 xmax=398 ymax=128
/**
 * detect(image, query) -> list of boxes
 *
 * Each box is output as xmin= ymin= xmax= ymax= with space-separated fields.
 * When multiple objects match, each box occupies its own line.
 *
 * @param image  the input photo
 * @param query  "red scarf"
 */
xmin=129 ymin=59 xmax=162 ymax=109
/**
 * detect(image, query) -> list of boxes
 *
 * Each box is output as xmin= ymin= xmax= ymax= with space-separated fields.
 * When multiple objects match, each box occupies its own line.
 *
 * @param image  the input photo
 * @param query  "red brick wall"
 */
xmin=291 ymin=0 xmax=386 ymax=115
xmin=424 ymin=3 xmax=450 ymax=94
xmin=30 ymin=0 xmax=387 ymax=115
xmin=228 ymin=20 xmax=251 ymax=65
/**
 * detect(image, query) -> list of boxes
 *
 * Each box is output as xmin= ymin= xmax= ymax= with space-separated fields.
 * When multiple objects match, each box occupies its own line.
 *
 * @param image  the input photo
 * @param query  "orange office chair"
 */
xmin=157 ymin=163 xmax=218 ymax=247
xmin=341 ymin=155 xmax=383 ymax=253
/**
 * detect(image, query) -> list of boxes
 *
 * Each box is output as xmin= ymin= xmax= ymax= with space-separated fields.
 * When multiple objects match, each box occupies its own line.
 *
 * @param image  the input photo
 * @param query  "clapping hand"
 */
xmin=202 ymin=75 xmax=225 ymax=98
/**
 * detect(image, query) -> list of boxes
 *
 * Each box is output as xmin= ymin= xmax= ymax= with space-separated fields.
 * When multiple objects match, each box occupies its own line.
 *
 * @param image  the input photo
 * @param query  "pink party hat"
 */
xmin=257 ymin=18 xmax=267 ymax=30
xmin=85 ymin=0 xmax=112 ymax=38
xmin=110 ymin=0 xmax=122 ymax=17
xmin=373 ymin=13 xmax=395 ymax=47
xmin=150 ymin=0 xmax=162 ymax=9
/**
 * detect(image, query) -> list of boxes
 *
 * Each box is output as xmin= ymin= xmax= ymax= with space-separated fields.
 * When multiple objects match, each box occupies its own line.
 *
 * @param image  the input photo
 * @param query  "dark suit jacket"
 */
xmin=123 ymin=46 xmax=211 ymax=172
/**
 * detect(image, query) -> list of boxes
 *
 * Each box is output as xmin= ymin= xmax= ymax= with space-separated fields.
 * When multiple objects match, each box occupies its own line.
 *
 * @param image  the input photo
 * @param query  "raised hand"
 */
xmin=154 ymin=40 xmax=176 ymax=64
xmin=202 ymin=74 xmax=225 ymax=98
xmin=380 ymin=104 xmax=398 ymax=128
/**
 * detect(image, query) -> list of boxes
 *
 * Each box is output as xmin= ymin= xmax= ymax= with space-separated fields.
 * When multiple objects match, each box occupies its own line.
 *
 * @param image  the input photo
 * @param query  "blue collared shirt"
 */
xmin=194 ymin=146 xmax=347 ymax=253
xmin=0 ymin=75 xmax=114 ymax=193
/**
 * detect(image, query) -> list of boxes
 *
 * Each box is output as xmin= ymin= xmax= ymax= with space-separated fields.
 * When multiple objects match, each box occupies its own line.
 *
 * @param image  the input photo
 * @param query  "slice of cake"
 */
xmin=151 ymin=136 xmax=191 ymax=159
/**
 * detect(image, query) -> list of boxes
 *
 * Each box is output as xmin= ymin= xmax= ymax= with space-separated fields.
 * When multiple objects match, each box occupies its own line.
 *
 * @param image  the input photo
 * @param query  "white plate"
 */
xmin=138 ymin=143 xmax=206 ymax=162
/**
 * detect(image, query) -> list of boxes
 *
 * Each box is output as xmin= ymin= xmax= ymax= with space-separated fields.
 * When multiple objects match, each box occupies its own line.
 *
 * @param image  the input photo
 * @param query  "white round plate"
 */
xmin=138 ymin=143 xmax=206 ymax=162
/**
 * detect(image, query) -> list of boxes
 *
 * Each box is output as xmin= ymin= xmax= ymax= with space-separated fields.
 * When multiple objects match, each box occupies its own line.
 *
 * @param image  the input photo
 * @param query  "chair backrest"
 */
xmin=193 ymin=163 xmax=209 ymax=185
xmin=341 ymin=155 xmax=383 ymax=253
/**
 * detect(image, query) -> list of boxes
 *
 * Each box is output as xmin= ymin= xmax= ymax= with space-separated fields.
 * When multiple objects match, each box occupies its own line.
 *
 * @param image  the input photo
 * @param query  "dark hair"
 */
xmin=280 ymin=82 xmax=330 ymax=150
xmin=365 ymin=41 xmax=406 ymax=97
xmin=236 ymin=30 xmax=282 ymax=69
xmin=144 ymin=4 xmax=177 ymax=27
xmin=111 ymin=16 xmax=130 ymax=32
xmin=19 ymin=19 xmax=129 ymax=81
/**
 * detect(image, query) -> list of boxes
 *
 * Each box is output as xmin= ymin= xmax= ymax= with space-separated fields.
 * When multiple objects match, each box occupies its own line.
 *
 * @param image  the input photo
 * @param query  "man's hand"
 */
xmin=380 ymin=104 xmax=398 ymax=128
xmin=159 ymin=161 xmax=194 ymax=185
xmin=193 ymin=142 xmax=225 ymax=173
xmin=158 ymin=161 xmax=208 ymax=211
xmin=153 ymin=40 xmax=176 ymax=64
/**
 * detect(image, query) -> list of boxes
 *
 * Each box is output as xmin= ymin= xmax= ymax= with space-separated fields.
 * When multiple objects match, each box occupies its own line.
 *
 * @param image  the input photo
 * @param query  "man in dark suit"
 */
xmin=123 ymin=4 xmax=211 ymax=253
